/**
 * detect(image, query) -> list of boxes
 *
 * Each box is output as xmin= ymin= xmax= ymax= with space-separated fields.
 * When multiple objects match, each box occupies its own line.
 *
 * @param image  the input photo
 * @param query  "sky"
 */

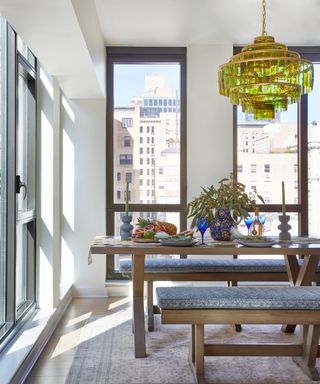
xmin=114 ymin=64 xmax=180 ymax=106
xmin=114 ymin=62 xmax=320 ymax=124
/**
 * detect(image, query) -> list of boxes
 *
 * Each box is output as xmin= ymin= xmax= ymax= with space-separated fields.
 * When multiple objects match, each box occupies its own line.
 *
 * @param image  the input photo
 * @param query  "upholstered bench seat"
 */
xmin=156 ymin=286 xmax=320 ymax=310
xmin=157 ymin=286 xmax=320 ymax=382
xmin=119 ymin=258 xmax=289 ymax=273
xmin=119 ymin=257 xmax=320 ymax=331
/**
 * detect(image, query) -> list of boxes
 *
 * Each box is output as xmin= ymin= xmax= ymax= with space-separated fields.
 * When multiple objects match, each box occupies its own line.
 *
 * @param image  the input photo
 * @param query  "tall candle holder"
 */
xmin=120 ymin=181 xmax=133 ymax=240
xmin=278 ymin=214 xmax=291 ymax=241
xmin=120 ymin=214 xmax=133 ymax=240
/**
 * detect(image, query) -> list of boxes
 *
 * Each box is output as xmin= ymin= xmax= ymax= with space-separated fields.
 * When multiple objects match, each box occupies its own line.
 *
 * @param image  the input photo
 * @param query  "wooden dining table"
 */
xmin=89 ymin=237 xmax=320 ymax=358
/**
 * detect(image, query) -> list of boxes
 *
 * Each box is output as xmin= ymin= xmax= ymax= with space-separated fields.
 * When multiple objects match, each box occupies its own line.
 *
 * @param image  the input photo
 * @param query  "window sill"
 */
xmin=0 ymin=286 xmax=72 ymax=384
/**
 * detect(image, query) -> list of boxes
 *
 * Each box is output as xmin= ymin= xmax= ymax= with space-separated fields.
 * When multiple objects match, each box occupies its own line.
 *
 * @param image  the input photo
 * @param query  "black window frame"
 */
xmin=0 ymin=18 xmax=37 ymax=349
xmin=106 ymin=47 xmax=187 ymax=279
xmin=234 ymin=46 xmax=320 ymax=236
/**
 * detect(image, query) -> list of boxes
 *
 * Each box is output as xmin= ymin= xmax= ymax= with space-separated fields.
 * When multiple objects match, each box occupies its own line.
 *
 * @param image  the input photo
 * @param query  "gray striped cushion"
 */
xmin=156 ymin=286 xmax=320 ymax=310
xmin=119 ymin=258 xmax=288 ymax=273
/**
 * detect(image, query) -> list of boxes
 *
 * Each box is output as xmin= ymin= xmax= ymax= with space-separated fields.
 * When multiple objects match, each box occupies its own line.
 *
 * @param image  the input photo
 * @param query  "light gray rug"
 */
xmin=65 ymin=315 xmax=320 ymax=384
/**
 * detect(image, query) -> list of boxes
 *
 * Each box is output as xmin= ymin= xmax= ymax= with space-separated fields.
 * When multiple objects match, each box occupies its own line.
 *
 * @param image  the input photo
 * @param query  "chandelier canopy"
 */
xmin=218 ymin=0 xmax=313 ymax=120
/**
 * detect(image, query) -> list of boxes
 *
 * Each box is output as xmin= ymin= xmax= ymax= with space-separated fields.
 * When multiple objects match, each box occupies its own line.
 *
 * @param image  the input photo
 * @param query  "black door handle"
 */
xmin=16 ymin=175 xmax=27 ymax=200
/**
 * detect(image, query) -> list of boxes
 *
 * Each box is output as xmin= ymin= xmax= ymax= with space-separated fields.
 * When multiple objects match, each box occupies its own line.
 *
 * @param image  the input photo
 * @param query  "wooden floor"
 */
xmin=26 ymin=297 xmax=130 ymax=384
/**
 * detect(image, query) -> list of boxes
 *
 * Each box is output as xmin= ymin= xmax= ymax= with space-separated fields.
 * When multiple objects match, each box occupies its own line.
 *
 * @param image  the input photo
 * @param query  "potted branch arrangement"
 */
xmin=187 ymin=173 xmax=264 ymax=241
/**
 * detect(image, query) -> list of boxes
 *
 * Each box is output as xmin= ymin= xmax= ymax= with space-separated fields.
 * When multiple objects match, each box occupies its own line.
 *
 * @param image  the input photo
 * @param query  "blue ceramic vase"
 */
xmin=120 ymin=214 xmax=133 ymax=240
xmin=210 ymin=208 xmax=235 ymax=241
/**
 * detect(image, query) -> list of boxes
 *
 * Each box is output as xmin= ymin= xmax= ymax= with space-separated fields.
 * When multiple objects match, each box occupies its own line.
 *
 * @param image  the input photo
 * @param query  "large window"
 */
xmin=0 ymin=16 xmax=37 ymax=346
xmin=235 ymin=47 xmax=320 ymax=238
xmin=308 ymin=63 xmax=320 ymax=236
xmin=106 ymin=47 xmax=187 ymax=278
xmin=0 ymin=15 xmax=7 ymax=330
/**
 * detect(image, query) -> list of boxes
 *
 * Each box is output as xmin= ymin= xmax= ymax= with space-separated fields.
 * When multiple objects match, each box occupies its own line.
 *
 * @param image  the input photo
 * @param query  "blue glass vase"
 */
xmin=210 ymin=208 xmax=235 ymax=241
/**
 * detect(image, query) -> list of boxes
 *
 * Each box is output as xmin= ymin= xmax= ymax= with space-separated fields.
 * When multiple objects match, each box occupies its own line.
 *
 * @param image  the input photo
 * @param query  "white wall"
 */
xmin=187 ymin=44 xmax=233 ymax=203
xmin=61 ymin=98 xmax=106 ymax=297
xmin=38 ymin=66 xmax=107 ymax=307
xmin=38 ymin=44 xmax=233 ymax=299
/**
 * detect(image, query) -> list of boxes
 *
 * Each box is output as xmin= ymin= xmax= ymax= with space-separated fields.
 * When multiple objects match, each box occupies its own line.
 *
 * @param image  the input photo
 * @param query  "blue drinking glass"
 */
xmin=259 ymin=215 xmax=266 ymax=225
xmin=196 ymin=218 xmax=209 ymax=245
xmin=244 ymin=216 xmax=253 ymax=236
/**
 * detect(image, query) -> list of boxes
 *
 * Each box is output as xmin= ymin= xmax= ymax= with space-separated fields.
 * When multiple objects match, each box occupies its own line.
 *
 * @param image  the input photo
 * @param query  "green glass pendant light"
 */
xmin=218 ymin=0 xmax=313 ymax=120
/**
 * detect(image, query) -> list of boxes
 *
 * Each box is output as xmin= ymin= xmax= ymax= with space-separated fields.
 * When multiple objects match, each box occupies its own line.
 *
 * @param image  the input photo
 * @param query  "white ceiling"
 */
xmin=95 ymin=0 xmax=320 ymax=46
xmin=0 ymin=0 xmax=105 ymax=98
xmin=1 ymin=0 xmax=320 ymax=99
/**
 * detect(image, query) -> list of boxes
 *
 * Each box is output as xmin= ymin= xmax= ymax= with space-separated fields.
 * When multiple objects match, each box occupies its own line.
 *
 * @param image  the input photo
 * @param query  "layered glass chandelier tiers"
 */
xmin=218 ymin=0 xmax=314 ymax=120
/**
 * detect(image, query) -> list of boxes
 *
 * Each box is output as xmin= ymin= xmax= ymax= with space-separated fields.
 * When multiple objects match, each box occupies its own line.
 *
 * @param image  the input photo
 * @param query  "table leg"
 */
xmin=295 ymin=255 xmax=319 ymax=286
xmin=283 ymin=255 xmax=320 ymax=334
xmin=282 ymin=255 xmax=300 ymax=333
xmin=132 ymin=254 xmax=146 ymax=358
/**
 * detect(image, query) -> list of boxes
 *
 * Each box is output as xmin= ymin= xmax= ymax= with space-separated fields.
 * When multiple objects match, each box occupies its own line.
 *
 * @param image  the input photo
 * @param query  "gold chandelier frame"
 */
xmin=218 ymin=0 xmax=314 ymax=120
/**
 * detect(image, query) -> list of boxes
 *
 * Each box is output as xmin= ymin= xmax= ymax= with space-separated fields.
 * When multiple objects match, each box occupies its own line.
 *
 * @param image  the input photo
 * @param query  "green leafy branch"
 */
xmin=187 ymin=173 xmax=264 ymax=228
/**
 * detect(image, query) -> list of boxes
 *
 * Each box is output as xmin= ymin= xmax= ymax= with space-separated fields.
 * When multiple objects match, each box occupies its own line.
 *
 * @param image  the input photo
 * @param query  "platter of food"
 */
xmin=159 ymin=235 xmax=197 ymax=247
xmin=131 ymin=217 xmax=195 ymax=246
xmin=237 ymin=236 xmax=276 ymax=248
xmin=131 ymin=238 xmax=159 ymax=243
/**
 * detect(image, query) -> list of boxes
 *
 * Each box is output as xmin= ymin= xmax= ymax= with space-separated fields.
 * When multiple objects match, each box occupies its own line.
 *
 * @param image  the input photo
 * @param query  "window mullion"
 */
xmin=299 ymin=94 xmax=309 ymax=236
xmin=5 ymin=22 xmax=17 ymax=325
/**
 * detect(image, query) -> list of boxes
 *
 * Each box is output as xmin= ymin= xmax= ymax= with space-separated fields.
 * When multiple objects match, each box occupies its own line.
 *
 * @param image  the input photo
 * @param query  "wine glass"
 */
xmin=196 ymin=218 xmax=209 ymax=245
xmin=244 ymin=216 xmax=253 ymax=236
xmin=259 ymin=215 xmax=266 ymax=225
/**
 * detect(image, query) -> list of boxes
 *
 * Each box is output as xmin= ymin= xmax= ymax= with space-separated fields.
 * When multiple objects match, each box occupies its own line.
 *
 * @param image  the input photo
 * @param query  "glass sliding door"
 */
xmin=0 ymin=16 xmax=37 ymax=346
xmin=0 ymin=15 xmax=7 ymax=328
xmin=15 ymin=53 xmax=36 ymax=319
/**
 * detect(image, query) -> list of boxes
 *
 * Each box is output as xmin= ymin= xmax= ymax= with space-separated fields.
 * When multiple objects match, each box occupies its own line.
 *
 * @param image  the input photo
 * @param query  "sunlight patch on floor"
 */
xmin=107 ymin=297 xmax=130 ymax=310
xmin=51 ymin=307 xmax=132 ymax=358
xmin=66 ymin=312 xmax=92 ymax=327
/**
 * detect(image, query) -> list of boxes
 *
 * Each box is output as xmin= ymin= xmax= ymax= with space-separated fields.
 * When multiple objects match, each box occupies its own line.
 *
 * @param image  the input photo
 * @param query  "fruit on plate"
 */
xmin=243 ymin=235 xmax=267 ymax=241
xmin=178 ymin=230 xmax=194 ymax=237
xmin=132 ymin=228 xmax=145 ymax=238
xmin=165 ymin=235 xmax=194 ymax=241
xmin=143 ymin=230 xmax=155 ymax=239
xmin=154 ymin=231 xmax=170 ymax=239
xmin=154 ymin=224 xmax=166 ymax=232
xmin=136 ymin=217 xmax=177 ymax=235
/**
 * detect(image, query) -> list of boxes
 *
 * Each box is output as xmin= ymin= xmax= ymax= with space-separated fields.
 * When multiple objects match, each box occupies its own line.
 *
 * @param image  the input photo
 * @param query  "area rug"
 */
xmin=65 ymin=315 xmax=320 ymax=384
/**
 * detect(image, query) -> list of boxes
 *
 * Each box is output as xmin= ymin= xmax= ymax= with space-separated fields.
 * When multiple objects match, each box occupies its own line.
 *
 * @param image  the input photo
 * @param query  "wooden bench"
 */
xmin=119 ymin=257 xmax=320 ymax=331
xmin=156 ymin=286 xmax=320 ymax=383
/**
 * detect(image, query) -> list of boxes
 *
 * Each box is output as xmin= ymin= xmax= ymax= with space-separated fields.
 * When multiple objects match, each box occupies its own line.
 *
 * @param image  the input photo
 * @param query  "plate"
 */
xmin=132 ymin=238 xmax=159 ymax=243
xmin=238 ymin=239 xmax=276 ymax=248
xmin=159 ymin=239 xmax=198 ymax=247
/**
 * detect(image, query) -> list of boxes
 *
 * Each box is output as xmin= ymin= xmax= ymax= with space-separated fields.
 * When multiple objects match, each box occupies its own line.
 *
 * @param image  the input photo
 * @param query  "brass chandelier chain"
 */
xmin=262 ymin=0 xmax=267 ymax=36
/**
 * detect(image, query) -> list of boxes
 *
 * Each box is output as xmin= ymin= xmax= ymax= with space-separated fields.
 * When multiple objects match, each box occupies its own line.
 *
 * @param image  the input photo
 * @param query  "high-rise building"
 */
xmin=113 ymin=75 xmax=180 ymax=232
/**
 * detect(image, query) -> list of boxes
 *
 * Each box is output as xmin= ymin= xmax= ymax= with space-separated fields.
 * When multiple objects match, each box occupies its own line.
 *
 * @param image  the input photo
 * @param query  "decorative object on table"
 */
xmin=211 ymin=208 xmax=235 ymax=241
xmin=196 ymin=217 xmax=209 ymax=245
xmin=217 ymin=0 xmax=313 ymax=120
xmin=120 ymin=182 xmax=133 ymax=240
xmin=238 ymin=236 xmax=276 ymax=248
xmin=278 ymin=181 xmax=291 ymax=241
xmin=259 ymin=215 xmax=266 ymax=225
xmin=159 ymin=236 xmax=197 ymax=247
xmin=251 ymin=208 xmax=263 ymax=236
xmin=244 ymin=215 xmax=253 ymax=236
xmin=131 ymin=238 xmax=159 ymax=243
xmin=187 ymin=173 xmax=264 ymax=241
xmin=259 ymin=214 xmax=266 ymax=235
xmin=132 ymin=217 xmax=178 ymax=241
